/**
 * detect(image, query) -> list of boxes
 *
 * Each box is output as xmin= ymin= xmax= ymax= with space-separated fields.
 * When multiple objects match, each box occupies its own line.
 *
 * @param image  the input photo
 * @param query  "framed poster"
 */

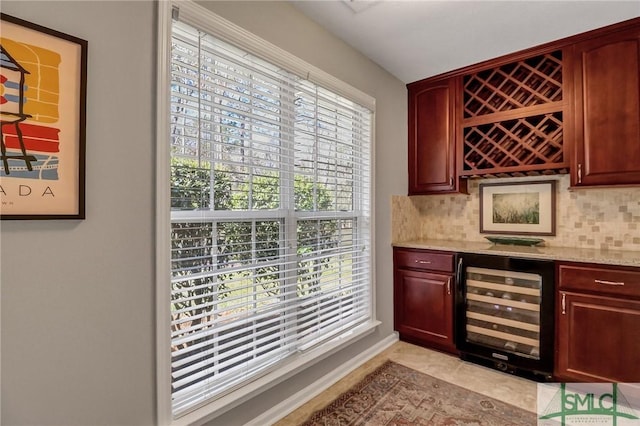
xmin=0 ymin=13 xmax=86 ymax=219
xmin=480 ymin=180 xmax=556 ymax=236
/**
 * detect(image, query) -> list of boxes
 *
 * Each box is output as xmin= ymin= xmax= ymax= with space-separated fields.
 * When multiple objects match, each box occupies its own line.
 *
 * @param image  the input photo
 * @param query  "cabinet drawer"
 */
xmin=394 ymin=249 xmax=454 ymax=272
xmin=558 ymin=262 xmax=640 ymax=298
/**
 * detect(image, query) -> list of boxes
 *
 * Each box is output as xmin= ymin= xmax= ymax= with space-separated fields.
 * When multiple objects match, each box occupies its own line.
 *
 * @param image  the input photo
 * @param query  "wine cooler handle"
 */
xmin=446 ymin=277 xmax=451 ymax=295
xmin=561 ymin=293 xmax=566 ymax=315
xmin=456 ymin=257 xmax=463 ymax=290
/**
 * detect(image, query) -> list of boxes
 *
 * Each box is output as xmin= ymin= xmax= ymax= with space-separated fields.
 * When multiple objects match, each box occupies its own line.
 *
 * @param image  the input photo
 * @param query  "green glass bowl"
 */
xmin=484 ymin=236 xmax=545 ymax=247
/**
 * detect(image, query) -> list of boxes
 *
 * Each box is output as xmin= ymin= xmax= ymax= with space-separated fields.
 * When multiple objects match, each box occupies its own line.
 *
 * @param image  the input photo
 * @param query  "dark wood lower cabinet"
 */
xmin=391 ymin=251 xmax=640 ymax=379
xmin=555 ymin=292 xmax=640 ymax=382
xmin=555 ymin=262 xmax=640 ymax=382
xmin=393 ymin=248 xmax=456 ymax=354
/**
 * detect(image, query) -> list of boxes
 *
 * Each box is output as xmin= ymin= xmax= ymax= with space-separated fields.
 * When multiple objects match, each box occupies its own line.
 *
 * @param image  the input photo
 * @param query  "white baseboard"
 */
xmin=245 ymin=332 xmax=399 ymax=426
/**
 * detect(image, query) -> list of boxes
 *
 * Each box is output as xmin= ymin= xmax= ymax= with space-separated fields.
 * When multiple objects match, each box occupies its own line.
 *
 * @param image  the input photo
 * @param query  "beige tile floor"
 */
xmin=274 ymin=340 xmax=537 ymax=425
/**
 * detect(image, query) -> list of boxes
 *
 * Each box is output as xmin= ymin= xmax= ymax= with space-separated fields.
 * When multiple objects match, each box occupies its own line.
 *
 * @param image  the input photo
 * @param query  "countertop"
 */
xmin=393 ymin=239 xmax=640 ymax=268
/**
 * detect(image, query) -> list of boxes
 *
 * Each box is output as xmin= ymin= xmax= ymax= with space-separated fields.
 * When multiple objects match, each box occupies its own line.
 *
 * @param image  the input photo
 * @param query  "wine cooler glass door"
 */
xmin=465 ymin=267 xmax=542 ymax=359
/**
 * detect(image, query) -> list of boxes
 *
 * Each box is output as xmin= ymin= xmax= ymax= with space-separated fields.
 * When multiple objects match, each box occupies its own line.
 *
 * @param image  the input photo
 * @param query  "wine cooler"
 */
xmin=456 ymin=253 xmax=555 ymax=381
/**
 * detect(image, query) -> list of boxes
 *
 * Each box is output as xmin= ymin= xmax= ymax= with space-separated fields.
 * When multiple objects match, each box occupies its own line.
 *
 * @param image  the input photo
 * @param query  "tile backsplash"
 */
xmin=392 ymin=174 xmax=640 ymax=252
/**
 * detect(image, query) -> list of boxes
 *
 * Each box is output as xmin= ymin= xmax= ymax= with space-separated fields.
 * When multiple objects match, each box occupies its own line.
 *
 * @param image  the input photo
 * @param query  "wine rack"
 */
xmin=460 ymin=50 xmax=568 ymax=177
xmin=464 ymin=266 xmax=542 ymax=359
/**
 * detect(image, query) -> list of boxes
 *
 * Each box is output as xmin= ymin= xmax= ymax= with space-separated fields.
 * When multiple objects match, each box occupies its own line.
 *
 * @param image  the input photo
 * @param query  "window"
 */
xmin=163 ymin=5 xmax=374 ymax=419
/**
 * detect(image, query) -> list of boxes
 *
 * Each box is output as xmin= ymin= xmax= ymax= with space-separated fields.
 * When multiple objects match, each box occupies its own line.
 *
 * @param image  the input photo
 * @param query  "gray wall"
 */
xmin=1 ymin=1 xmax=156 ymax=425
xmin=0 ymin=1 xmax=406 ymax=425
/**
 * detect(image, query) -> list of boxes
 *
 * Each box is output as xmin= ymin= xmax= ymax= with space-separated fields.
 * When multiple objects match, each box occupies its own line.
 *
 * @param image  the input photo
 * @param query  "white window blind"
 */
xmin=169 ymin=17 xmax=373 ymax=417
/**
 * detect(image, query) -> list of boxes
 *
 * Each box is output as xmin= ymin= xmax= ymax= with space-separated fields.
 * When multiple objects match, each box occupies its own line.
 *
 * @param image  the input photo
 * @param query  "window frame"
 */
xmin=156 ymin=2 xmax=377 ymax=424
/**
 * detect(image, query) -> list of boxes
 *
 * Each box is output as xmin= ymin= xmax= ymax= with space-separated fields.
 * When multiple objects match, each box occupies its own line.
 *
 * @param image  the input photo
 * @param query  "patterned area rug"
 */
xmin=301 ymin=360 xmax=536 ymax=425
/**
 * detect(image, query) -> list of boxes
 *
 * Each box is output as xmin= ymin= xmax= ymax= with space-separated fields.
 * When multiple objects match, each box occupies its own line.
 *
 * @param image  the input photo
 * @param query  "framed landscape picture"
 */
xmin=480 ymin=180 xmax=556 ymax=236
xmin=0 ymin=13 xmax=87 ymax=219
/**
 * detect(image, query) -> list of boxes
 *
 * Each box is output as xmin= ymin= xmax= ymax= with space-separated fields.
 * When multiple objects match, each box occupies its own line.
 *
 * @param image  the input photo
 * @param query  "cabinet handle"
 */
xmin=595 ymin=279 xmax=625 ymax=286
xmin=561 ymin=293 xmax=566 ymax=315
xmin=449 ymin=177 xmax=454 ymax=187
xmin=446 ymin=277 xmax=451 ymax=295
xmin=577 ymin=163 xmax=582 ymax=184
xmin=415 ymin=260 xmax=431 ymax=264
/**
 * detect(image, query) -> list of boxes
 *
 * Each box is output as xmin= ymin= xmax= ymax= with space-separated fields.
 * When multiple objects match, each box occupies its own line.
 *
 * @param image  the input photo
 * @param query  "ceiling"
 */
xmin=290 ymin=1 xmax=640 ymax=83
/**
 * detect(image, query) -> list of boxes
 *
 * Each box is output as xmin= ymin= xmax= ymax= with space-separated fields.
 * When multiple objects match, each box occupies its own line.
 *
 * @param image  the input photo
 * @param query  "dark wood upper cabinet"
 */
xmin=407 ymin=77 xmax=467 ymax=195
xmin=407 ymin=17 xmax=640 ymax=192
xmin=571 ymin=25 xmax=640 ymax=187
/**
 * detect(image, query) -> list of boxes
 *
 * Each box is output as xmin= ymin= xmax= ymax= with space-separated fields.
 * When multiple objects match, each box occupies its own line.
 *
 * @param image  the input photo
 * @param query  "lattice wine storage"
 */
xmin=460 ymin=50 xmax=568 ymax=177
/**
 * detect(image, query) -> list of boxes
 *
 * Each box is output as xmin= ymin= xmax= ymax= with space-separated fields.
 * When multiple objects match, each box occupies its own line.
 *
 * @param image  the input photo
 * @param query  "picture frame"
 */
xmin=479 ymin=180 xmax=556 ymax=236
xmin=0 ymin=13 xmax=87 ymax=220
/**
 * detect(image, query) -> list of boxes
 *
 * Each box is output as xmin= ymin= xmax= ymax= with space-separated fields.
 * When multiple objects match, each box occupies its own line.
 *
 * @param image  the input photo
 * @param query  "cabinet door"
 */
xmin=394 ymin=268 xmax=455 ymax=352
xmin=556 ymin=291 xmax=640 ymax=382
xmin=572 ymin=27 xmax=640 ymax=186
xmin=408 ymin=78 xmax=465 ymax=194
